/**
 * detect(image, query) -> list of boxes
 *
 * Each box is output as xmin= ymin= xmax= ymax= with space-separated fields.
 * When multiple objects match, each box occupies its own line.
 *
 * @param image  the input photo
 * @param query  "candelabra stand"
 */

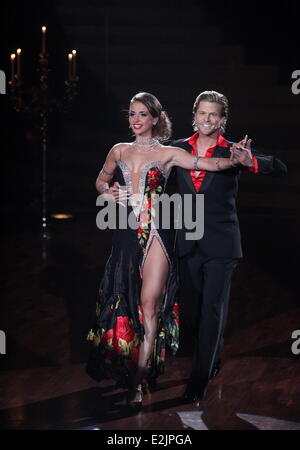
xmin=9 ymin=41 xmax=78 ymax=260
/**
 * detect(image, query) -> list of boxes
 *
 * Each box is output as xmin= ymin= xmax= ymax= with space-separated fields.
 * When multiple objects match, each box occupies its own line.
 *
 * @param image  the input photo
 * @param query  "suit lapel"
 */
xmin=182 ymin=165 xmax=197 ymax=193
xmin=177 ymin=143 xmax=197 ymax=192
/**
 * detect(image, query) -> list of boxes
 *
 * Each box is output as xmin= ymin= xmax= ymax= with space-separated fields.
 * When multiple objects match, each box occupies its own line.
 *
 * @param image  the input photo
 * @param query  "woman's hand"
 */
xmin=230 ymin=135 xmax=254 ymax=167
xmin=102 ymin=182 xmax=129 ymax=206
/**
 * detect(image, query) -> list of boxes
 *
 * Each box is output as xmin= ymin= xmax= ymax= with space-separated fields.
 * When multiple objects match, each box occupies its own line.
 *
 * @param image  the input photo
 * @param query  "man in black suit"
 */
xmin=172 ymin=90 xmax=287 ymax=402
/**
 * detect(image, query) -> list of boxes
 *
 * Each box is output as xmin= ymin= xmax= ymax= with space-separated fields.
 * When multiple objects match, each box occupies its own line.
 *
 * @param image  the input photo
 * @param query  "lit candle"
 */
xmin=72 ymin=49 xmax=77 ymax=78
xmin=10 ymin=53 xmax=16 ymax=80
xmin=68 ymin=53 xmax=73 ymax=81
xmin=42 ymin=26 xmax=47 ymax=54
xmin=16 ymin=48 xmax=21 ymax=77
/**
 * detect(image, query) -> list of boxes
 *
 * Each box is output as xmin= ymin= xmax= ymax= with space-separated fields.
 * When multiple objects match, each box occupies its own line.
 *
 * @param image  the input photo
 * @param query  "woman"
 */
xmin=86 ymin=92 xmax=235 ymax=409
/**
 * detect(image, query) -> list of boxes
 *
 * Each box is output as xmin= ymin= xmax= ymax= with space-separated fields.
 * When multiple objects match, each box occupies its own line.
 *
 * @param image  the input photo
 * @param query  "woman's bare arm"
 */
xmin=166 ymin=146 xmax=236 ymax=172
xmin=95 ymin=144 xmax=128 ymax=203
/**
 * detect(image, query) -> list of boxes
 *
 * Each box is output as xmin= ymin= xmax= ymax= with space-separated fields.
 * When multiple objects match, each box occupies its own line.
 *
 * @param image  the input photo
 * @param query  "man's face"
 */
xmin=194 ymin=101 xmax=225 ymax=137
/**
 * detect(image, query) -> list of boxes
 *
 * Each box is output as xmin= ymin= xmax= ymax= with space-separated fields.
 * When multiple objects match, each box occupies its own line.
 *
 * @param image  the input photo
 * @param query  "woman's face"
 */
xmin=129 ymin=101 xmax=156 ymax=137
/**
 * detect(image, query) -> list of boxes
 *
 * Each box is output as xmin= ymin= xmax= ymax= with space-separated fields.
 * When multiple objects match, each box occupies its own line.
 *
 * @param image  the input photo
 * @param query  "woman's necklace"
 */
xmin=132 ymin=136 xmax=160 ymax=152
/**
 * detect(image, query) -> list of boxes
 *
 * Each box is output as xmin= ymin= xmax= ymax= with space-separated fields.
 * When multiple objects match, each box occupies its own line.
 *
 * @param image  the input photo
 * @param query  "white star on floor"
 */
xmin=177 ymin=411 xmax=300 ymax=430
xmin=177 ymin=411 xmax=208 ymax=430
xmin=236 ymin=413 xmax=300 ymax=430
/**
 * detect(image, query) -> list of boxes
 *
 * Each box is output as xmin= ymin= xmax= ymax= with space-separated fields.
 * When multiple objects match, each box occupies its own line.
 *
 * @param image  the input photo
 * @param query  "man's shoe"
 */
xmin=182 ymin=380 xmax=208 ymax=403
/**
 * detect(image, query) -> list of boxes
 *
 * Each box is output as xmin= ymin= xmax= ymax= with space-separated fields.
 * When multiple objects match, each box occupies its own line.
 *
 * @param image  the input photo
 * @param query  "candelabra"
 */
xmin=9 ymin=27 xmax=79 ymax=259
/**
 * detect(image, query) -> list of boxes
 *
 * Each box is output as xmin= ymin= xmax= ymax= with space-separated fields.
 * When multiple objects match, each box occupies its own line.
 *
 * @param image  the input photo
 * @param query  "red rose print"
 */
xmin=173 ymin=303 xmax=179 ymax=315
xmin=149 ymin=179 xmax=159 ymax=190
xmin=115 ymin=316 xmax=135 ymax=345
xmin=139 ymin=213 xmax=149 ymax=223
xmin=102 ymin=328 xmax=114 ymax=346
xmin=148 ymin=169 xmax=159 ymax=178
xmin=147 ymin=170 xmax=160 ymax=190
xmin=173 ymin=303 xmax=180 ymax=324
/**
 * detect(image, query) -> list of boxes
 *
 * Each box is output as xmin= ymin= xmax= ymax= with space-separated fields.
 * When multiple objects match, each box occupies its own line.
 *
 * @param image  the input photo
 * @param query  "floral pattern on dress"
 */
xmin=137 ymin=168 xmax=164 ymax=252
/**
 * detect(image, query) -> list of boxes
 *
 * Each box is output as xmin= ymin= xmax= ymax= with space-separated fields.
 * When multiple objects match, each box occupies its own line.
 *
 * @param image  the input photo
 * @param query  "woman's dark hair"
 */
xmin=130 ymin=92 xmax=172 ymax=141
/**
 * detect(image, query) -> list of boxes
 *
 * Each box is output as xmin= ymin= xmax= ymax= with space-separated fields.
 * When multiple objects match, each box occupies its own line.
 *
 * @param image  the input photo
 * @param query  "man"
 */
xmin=171 ymin=90 xmax=287 ymax=402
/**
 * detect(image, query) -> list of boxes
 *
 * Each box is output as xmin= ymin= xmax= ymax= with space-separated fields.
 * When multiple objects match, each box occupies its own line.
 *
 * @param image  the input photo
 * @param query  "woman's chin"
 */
xmin=134 ymin=131 xmax=152 ymax=138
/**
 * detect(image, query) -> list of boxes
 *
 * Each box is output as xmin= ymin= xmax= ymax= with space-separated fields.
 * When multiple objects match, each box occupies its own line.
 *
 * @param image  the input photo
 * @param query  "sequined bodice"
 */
xmin=116 ymin=160 xmax=170 ymax=218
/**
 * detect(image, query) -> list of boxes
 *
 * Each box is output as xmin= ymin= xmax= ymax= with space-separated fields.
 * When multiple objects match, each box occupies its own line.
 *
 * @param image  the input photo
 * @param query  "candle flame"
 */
xmin=68 ymin=53 xmax=73 ymax=61
xmin=11 ymin=53 xmax=16 ymax=60
xmin=42 ymin=26 xmax=46 ymax=32
xmin=16 ymin=48 xmax=22 ymax=55
xmin=72 ymin=49 xmax=77 ymax=56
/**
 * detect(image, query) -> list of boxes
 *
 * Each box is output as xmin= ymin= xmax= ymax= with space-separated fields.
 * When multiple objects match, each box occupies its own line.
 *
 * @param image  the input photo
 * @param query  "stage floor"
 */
xmin=0 ymin=211 xmax=299 ymax=430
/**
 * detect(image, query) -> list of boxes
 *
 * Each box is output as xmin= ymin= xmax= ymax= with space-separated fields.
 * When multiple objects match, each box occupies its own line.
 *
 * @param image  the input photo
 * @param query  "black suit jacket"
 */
xmin=169 ymin=137 xmax=287 ymax=259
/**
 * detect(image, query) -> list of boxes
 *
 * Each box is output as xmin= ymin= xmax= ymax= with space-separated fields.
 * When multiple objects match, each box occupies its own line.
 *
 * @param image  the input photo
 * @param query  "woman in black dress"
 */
xmin=86 ymin=92 xmax=234 ymax=408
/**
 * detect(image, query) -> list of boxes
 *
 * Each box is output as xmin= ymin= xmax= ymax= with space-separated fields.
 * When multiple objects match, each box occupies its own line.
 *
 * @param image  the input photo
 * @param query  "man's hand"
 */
xmin=230 ymin=135 xmax=254 ymax=168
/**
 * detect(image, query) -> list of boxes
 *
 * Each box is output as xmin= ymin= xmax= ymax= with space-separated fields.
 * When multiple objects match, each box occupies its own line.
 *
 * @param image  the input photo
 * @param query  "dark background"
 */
xmin=1 ymin=1 xmax=299 ymax=211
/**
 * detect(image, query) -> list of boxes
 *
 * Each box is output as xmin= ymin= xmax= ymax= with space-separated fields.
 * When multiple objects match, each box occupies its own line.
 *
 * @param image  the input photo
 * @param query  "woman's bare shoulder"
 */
xmin=108 ymin=142 xmax=132 ymax=158
xmin=111 ymin=142 xmax=132 ymax=151
xmin=160 ymin=144 xmax=186 ymax=153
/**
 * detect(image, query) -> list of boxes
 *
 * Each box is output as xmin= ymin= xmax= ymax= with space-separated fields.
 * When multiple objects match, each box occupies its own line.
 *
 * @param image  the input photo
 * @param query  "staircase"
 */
xmin=52 ymin=0 xmax=299 ymax=219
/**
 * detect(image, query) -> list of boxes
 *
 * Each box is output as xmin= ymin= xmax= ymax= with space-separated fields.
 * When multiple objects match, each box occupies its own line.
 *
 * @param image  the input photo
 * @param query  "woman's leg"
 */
xmin=133 ymin=236 xmax=169 ymax=388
